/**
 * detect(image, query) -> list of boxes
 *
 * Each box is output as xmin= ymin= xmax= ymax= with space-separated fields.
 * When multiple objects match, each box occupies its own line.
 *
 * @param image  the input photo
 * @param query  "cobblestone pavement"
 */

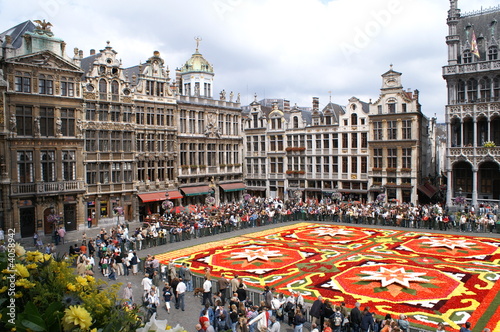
xmin=17 ymin=220 xmax=500 ymax=332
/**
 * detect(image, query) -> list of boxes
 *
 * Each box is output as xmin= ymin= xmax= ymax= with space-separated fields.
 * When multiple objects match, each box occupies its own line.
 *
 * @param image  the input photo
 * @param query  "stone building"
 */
xmin=0 ymin=21 xmax=86 ymax=236
xmin=443 ymin=0 xmax=500 ymax=207
xmin=368 ymin=67 xmax=432 ymax=203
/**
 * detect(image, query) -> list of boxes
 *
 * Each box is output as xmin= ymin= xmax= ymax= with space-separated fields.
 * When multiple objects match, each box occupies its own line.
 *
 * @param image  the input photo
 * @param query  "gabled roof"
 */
xmin=80 ymin=54 xmax=99 ymax=77
xmin=6 ymin=50 xmax=83 ymax=72
xmin=123 ymin=65 xmax=141 ymax=86
xmin=0 ymin=20 xmax=35 ymax=49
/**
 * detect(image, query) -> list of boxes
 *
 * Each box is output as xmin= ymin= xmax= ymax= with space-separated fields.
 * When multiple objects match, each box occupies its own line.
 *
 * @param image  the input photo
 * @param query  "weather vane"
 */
xmin=195 ymin=36 xmax=202 ymax=52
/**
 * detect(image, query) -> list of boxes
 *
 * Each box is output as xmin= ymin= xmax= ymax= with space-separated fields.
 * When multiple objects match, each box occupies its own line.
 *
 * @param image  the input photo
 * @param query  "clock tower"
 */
xmin=381 ymin=64 xmax=403 ymax=90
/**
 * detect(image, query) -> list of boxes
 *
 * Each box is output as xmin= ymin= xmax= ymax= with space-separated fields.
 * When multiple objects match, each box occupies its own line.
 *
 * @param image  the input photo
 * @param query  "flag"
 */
xmin=471 ymin=30 xmax=480 ymax=58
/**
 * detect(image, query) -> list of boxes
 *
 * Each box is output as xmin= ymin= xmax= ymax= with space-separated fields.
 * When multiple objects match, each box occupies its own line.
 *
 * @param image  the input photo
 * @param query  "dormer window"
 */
xmin=387 ymin=100 xmax=396 ymax=113
xmin=293 ymin=116 xmax=299 ymax=128
xmin=463 ymin=50 xmax=472 ymax=64
xmin=488 ymin=46 xmax=498 ymax=60
xmin=351 ymin=113 xmax=358 ymax=125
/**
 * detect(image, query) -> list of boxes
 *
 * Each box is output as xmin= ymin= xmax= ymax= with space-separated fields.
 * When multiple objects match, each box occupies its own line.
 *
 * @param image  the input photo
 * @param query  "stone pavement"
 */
xmin=17 ymin=220 xmax=500 ymax=332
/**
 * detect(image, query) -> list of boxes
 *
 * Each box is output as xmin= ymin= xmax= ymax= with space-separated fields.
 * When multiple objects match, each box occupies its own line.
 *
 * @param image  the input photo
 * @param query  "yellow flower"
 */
xmin=63 ymin=305 xmax=92 ymax=330
xmin=26 ymin=263 xmax=38 ymax=270
xmin=2 ymin=269 xmax=14 ymax=274
xmin=85 ymin=275 xmax=95 ymax=283
xmin=43 ymin=254 xmax=52 ymax=262
xmin=15 ymin=279 xmax=36 ymax=289
xmin=15 ymin=264 xmax=29 ymax=278
xmin=15 ymin=243 xmax=26 ymax=257
xmin=14 ymin=291 xmax=23 ymax=298
xmin=75 ymin=276 xmax=88 ymax=287
xmin=0 ymin=286 xmax=8 ymax=293
xmin=67 ymin=283 xmax=77 ymax=291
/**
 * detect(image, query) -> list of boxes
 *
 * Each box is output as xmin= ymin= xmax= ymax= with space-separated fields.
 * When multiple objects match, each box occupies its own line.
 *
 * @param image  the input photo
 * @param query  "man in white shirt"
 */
xmin=176 ymin=278 xmax=187 ymax=311
xmin=268 ymin=315 xmax=280 ymax=332
xmin=202 ymin=276 xmax=214 ymax=306
xmin=141 ymin=273 xmax=152 ymax=297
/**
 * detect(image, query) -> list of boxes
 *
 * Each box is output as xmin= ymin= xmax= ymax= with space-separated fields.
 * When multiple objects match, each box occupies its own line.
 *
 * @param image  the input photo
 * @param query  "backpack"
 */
xmin=334 ymin=312 xmax=342 ymax=326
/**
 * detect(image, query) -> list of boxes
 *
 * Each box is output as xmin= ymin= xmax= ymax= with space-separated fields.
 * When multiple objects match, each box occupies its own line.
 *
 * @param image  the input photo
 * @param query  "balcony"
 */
xmin=11 ymin=180 xmax=85 ymax=196
xmin=449 ymin=146 xmax=500 ymax=157
xmin=443 ymin=60 xmax=500 ymax=77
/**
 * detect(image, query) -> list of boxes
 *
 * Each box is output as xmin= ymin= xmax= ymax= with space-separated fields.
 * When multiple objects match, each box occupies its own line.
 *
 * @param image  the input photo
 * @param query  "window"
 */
xmin=189 ymin=111 xmax=196 ymax=133
xmin=373 ymin=121 xmax=383 ymax=140
xmin=342 ymin=133 xmax=348 ymax=148
xmin=180 ymin=110 xmax=187 ymax=133
xmin=293 ymin=116 xmax=299 ymax=128
xmin=38 ymin=74 xmax=53 ymax=95
xmin=402 ymin=148 xmax=412 ymax=169
xmin=62 ymin=151 xmax=76 ymax=181
xmin=315 ymin=156 xmax=321 ymax=173
xmin=147 ymin=107 xmax=155 ymax=126
xmin=402 ymin=120 xmax=412 ymax=139
xmin=41 ymin=150 xmax=56 ymax=182
xmin=332 ymin=134 xmax=338 ymax=148
xmin=387 ymin=148 xmax=397 ymax=168
xmin=98 ymin=131 xmax=109 ymax=151
xmin=307 ymin=135 xmax=313 ymax=149
xmin=361 ymin=156 xmax=367 ymax=173
xmin=110 ymin=105 xmax=120 ymax=122
xmin=86 ymin=103 xmax=96 ymax=121
xmin=111 ymin=80 xmax=119 ymax=101
xmin=17 ymin=151 xmax=34 ymax=183
xmin=402 ymin=103 xmax=407 ymax=112
xmin=361 ymin=133 xmax=367 ymax=148
xmin=377 ymin=105 xmax=382 ymax=114
xmin=39 ymin=107 xmax=54 ymax=137
xmin=111 ymin=162 xmax=121 ymax=183
xmin=457 ymin=80 xmax=466 ymax=102
xmin=85 ymin=130 xmax=97 ymax=151
xmin=98 ymin=104 xmax=108 ymax=121
xmin=99 ymin=79 xmax=107 ymax=99
xmin=16 ymin=106 xmax=33 ymax=136
xmin=467 ymin=78 xmax=478 ymax=102
xmin=157 ymin=160 xmax=165 ymax=181
xmin=60 ymin=108 xmax=75 ymax=136
xmin=15 ymin=72 xmax=31 ymax=93
xmin=137 ymin=161 xmax=146 ymax=182
xmin=316 ymin=135 xmax=322 ymax=149
xmin=351 ymin=133 xmax=358 ymax=149
xmin=166 ymin=108 xmax=174 ymax=127
xmin=332 ymin=156 xmax=338 ymax=173
xmin=387 ymin=121 xmax=397 ymax=140
xmin=157 ymin=108 xmax=165 ymax=126
xmin=226 ymin=114 xmax=231 ymax=135
xmin=124 ymin=162 xmax=133 ymax=182
xmin=270 ymin=157 xmax=283 ymax=173
xmin=388 ymin=101 xmax=396 ymax=113
xmin=123 ymin=132 xmax=132 ymax=151
xmin=158 ymin=134 xmax=165 ymax=152
xmin=323 ymin=134 xmax=330 ymax=149
xmin=351 ymin=156 xmax=357 ymax=173
xmin=111 ymin=131 xmax=122 ymax=152
xmin=123 ymin=106 xmax=132 ymax=123
xmin=489 ymin=46 xmax=498 ymax=61
xmin=342 ymin=157 xmax=348 ymax=173
xmin=99 ymin=163 xmax=110 ymax=183
xmin=136 ymin=106 xmax=144 ymax=125
xmin=86 ymin=163 xmax=97 ymax=184
xmin=204 ymin=82 xmax=211 ymax=97
xmin=463 ymin=50 xmax=472 ymax=64
xmin=61 ymin=77 xmax=75 ymax=97
xmin=480 ymin=77 xmax=492 ymax=101
xmin=351 ymin=114 xmax=358 ymax=125
xmin=373 ymin=148 xmax=383 ymax=168
xmin=323 ymin=156 xmax=329 ymax=173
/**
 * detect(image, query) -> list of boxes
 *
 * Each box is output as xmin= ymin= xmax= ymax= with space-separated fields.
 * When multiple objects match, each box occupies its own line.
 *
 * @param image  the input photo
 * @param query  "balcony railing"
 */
xmin=11 ymin=181 xmax=85 ymax=196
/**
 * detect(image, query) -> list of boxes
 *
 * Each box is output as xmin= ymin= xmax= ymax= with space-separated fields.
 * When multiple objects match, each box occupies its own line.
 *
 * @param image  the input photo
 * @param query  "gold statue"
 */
xmin=34 ymin=19 xmax=53 ymax=32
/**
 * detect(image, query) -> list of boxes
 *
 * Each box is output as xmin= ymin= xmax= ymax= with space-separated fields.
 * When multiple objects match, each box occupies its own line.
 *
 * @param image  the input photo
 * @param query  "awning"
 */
xmin=180 ymin=185 xmax=212 ymax=196
xmin=165 ymin=190 xmax=183 ymax=200
xmin=418 ymin=183 xmax=439 ymax=198
xmin=219 ymin=182 xmax=246 ymax=192
xmin=138 ymin=192 xmax=168 ymax=203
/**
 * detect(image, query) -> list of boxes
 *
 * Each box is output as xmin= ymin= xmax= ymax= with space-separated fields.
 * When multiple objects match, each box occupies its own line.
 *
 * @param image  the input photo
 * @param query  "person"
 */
xmin=236 ymin=283 xmax=247 ymax=303
xmin=263 ymin=285 xmax=273 ymax=309
xmin=204 ymin=321 xmax=215 ymax=332
xmin=162 ymin=282 xmax=172 ymax=313
xmin=142 ymin=273 xmax=152 ymax=296
xmin=397 ymin=314 xmax=409 ymax=332
xmin=229 ymin=304 xmax=239 ymax=332
xmin=145 ymin=288 xmax=160 ymax=322
xmin=33 ymin=231 xmax=39 ymax=247
xmin=360 ymin=307 xmax=374 ymax=332
xmin=168 ymin=259 xmax=177 ymax=283
xmin=218 ymin=273 xmax=230 ymax=305
xmin=236 ymin=316 xmax=249 ymax=332
xmin=215 ymin=302 xmax=229 ymax=332
xmin=309 ymin=296 xmax=323 ymax=327
xmin=58 ymin=227 xmax=66 ymax=244
xmin=183 ymin=262 xmax=193 ymax=292
xmin=202 ymin=276 xmax=214 ymax=306
xmin=459 ymin=322 xmax=472 ymax=332
xmin=122 ymin=282 xmax=134 ymax=303
xmin=310 ymin=323 xmax=319 ymax=332
xmin=130 ymin=251 xmax=139 ymax=275
xmin=176 ymin=277 xmax=187 ymax=311
xmin=330 ymin=306 xmax=345 ymax=332
xmin=435 ymin=322 xmax=446 ymax=332
xmin=349 ymin=302 xmax=362 ymax=332
xmin=293 ymin=307 xmax=306 ymax=332
xmin=231 ymin=274 xmax=240 ymax=294
xmin=268 ymin=315 xmax=280 ymax=332
xmin=323 ymin=321 xmax=332 ymax=332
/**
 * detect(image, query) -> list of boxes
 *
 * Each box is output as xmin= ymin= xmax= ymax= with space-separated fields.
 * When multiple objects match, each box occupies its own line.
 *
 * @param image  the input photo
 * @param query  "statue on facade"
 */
xmin=34 ymin=116 xmax=40 ymax=135
xmin=229 ymin=91 xmax=234 ymax=102
xmin=236 ymin=93 xmax=241 ymax=103
xmin=34 ymin=19 xmax=53 ymax=32
xmin=194 ymin=84 xmax=200 ymax=96
xmin=55 ymin=117 xmax=62 ymax=135
xmin=9 ymin=114 xmax=16 ymax=132
xmin=220 ymin=89 xmax=226 ymax=101
xmin=76 ymin=118 xmax=83 ymax=137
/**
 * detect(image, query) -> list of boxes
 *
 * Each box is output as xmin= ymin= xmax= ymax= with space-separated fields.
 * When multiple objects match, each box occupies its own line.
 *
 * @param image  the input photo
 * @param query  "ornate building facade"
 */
xmin=0 ymin=21 xmax=243 ymax=237
xmin=444 ymin=1 xmax=500 ymax=207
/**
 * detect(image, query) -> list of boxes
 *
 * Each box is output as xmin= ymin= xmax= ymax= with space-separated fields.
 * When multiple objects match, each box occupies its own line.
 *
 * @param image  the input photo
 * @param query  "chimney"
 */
xmin=90 ymin=49 xmax=96 ymax=55
xmin=284 ymin=99 xmax=290 ymax=112
xmin=312 ymin=97 xmax=319 ymax=111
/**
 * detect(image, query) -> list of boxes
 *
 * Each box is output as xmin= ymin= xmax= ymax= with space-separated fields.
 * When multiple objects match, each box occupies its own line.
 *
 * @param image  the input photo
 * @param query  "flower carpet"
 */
xmin=156 ymin=223 xmax=500 ymax=331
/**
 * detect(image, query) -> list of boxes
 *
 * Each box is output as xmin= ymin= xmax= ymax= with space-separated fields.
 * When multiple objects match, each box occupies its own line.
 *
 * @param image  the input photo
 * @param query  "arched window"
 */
xmin=387 ymin=100 xmax=397 ymax=113
xmin=479 ymin=77 xmax=491 ymax=101
xmin=494 ymin=76 xmax=500 ymax=101
xmin=99 ymin=79 xmax=107 ymax=100
xmin=111 ymin=80 xmax=119 ymax=101
xmin=467 ymin=78 xmax=478 ymax=102
xmin=457 ymin=79 xmax=466 ymax=103
xmin=293 ymin=116 xmax=299 ymax=129
xmin=488 ymin=45 xmax=498 ymax=61
xmin=462 ymin=50 xmax=472 ymax=64
xmin=351 ymin=113 xmax=358 ymax=125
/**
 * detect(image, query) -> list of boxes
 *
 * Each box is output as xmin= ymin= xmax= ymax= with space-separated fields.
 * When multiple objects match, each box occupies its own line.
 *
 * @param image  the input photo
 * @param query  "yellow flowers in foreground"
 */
xmin=63 ymin=305 xmax=92 ymax=331
xmin=14 ymin=264 xmax=29 ymax=278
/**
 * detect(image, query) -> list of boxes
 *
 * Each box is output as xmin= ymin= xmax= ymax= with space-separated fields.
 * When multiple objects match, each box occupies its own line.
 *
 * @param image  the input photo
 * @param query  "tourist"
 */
xmin=360 ymin=307 xmax=374 ymax=332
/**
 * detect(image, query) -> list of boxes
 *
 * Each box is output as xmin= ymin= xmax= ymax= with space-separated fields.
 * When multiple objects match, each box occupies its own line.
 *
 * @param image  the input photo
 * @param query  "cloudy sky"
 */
xmin=1 ymin=0 xmax=498 ymax=121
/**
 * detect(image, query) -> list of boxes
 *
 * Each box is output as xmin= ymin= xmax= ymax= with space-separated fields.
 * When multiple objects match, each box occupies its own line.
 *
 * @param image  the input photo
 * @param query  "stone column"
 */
xmin=446 ymin=169 xmax=452 ymax=207
xmin=473 ymin=118 xmax=477 ymax=147
xmin=472 ymin=167 xmax=478 ymax=208
xmin=460 ymin=119 xmax=464 ymax=147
